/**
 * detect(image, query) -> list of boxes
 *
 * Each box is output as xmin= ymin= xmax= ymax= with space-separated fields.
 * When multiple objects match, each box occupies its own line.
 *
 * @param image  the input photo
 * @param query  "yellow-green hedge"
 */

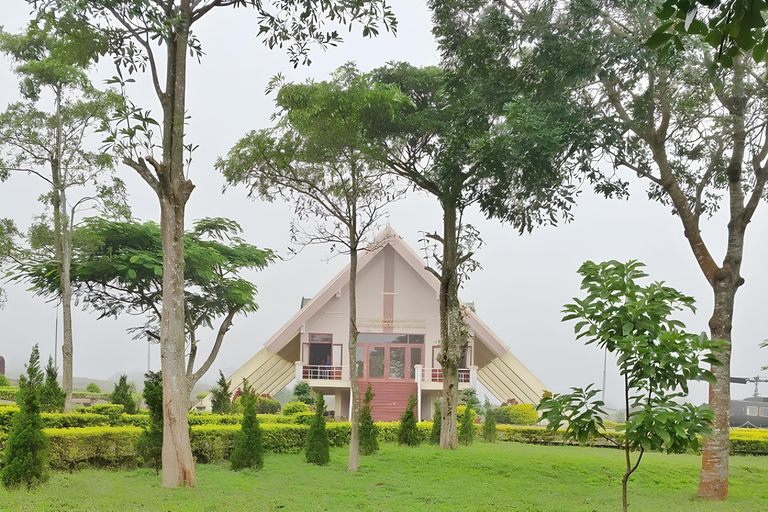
xmin=45 ymin=426 xmax=142 ymax=471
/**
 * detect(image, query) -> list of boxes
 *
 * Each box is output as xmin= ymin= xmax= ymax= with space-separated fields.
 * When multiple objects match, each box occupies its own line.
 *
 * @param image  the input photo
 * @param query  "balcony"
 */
xmin=295 ymin=362 xmax=350 ymax=387
xmin=417 ymin=365 xmax=477 ymax=391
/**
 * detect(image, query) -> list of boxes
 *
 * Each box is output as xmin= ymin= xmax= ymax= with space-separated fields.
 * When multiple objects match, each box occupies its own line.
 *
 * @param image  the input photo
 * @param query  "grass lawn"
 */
xmin=1 ymin=442 xmax=767 ymax=511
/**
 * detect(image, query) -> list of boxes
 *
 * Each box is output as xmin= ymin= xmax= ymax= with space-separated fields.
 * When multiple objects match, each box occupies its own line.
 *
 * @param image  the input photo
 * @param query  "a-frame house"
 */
xmin=214 ymin=227 xmax=548 ymax=421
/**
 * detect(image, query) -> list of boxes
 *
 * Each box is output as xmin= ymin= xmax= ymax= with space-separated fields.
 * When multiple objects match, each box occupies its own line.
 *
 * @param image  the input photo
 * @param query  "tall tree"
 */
xmin=30 ymin=0 xmax=396 ymax=488
xmin=11 ymin=216 xmax=274 ymax=401
xmin=0 ymin=218 xmax=21 ymax=309
xmin=370 ymin=49 xmax=599 ymax=446
xmin=0 ymin=24 xmax=125 ymax=412
xmin=551 ymin=0 xmax=768 ymax=499
xmin=218 ymin=64 xmax=405 ymax=471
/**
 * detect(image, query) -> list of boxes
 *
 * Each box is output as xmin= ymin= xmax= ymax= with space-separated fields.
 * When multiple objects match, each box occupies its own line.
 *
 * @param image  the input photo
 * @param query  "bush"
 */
xmin=258 ymin=395 xmax=281 ymax=415
xmin=457 ymin=405 xmax=477 ymax=425
xmin=0 ymin=387 xmax=18 ymax=402
xmin=90 ymin=404 xmax=125 ymax=426
xmin=135 ymin=371 xmax=162 ymax=473
xmin=86 ymin=383 xmax=100 ymax=393
xmin=458 ymin=404 xmax=475 ymax=446
xmin=493 ymin=403 xmax=539 ymax=425
xmin=230 ymin=379 xmax=263 ymax=471
xmin=0 ymin=375 xmax=10 ymax=387
xmin=482 ymin=400 xmax=497 ymax=443
xmin=292 ymin=381 xmax=314 ymax=406
xmin=304 ymin=394 xmax=330 ymax=465
xmin=283 ymin=401 xmax=311 ymax=416
xmin=291 ymin=411 xmax=316 ymax=425
xmin=359 ymin=383 xmax=379 ymax=456
xmin=46 ymin=426 xmax=140 ymax=471
xmin=210 ymin=371 xmax=233 ymax=415
xmin=1 ymin=344 xmax=49 ymax=489
xmin=110 ymin=375 xmax=136 ymax=415
xmin=430 ymin=398 xmax=442 ymax=445
xmin=40 ymin=356 xmax=66 ymax=413
xmin=397 ymin=392 xmax=420 ymax=447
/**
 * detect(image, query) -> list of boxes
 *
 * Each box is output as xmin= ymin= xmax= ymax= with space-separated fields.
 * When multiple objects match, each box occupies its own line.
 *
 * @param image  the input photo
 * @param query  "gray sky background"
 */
xmin=1 ymin=0 xmax=766 ymax=410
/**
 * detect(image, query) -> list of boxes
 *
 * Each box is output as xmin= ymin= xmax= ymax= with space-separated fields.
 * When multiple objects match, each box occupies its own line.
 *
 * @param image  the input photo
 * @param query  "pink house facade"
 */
xmin=214 ymin=227 xmax=548 ymax=421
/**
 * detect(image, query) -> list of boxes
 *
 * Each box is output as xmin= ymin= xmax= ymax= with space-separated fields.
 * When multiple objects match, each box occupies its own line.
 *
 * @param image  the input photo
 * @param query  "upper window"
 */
xmin=309 ymin=333 xmax=333 ymax=343
xmin=357 ymin=333 xmax=424 ymax=344
xmin=746 ymin=406 xmax=758 ymax=416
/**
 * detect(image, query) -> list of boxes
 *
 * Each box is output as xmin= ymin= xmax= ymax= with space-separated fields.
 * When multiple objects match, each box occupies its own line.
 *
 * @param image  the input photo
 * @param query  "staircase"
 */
xmin=360 ymin=380 xmax=418 ymax=422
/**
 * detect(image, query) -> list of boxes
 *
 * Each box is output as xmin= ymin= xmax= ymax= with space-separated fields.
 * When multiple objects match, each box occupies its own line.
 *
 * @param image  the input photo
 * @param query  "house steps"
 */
xmin=359 ymin=380 xmax=417 ymax=422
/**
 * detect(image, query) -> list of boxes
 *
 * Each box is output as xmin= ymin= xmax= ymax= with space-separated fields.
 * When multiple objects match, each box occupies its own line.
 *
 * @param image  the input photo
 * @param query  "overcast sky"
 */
xmin=1 ymin=0 xmax=766 ymax=409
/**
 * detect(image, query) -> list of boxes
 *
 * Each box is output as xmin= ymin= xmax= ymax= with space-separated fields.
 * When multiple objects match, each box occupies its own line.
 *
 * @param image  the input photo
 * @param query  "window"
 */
xmin=746 ymin=406 xmax=758 ymax=416
xmin=760 ymin=407 xmax=768 ymax=418
xmin=357 ymin=333 xmax=424 ymax=344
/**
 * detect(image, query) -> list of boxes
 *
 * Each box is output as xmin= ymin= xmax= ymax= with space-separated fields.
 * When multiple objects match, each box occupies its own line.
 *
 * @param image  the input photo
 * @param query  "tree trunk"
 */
xmin=438 ymin=201 xmax=466 ymax=449
xmin=159 ymin=196 xmax=195 ymax=488
xmin=347 ymin=244 xmax=360 ymax=471
xmin=698 ymin=276 xmax=737 ymax=500
xmin=51 ymin=84 xmax=74 ymax=412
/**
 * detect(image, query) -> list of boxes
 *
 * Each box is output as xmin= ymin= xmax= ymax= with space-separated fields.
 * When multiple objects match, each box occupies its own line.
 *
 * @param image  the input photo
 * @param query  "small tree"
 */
xmin=0 ymin=374 xmax=10 ymax=387
xmin=460 ymin=388 xmax=481 ymax=411
xmin=359 ymin=383 xmax=379 ymax=456
xmin=1 ymin=344 xmax=48 ymax=489
xmin=397 ymin=392 xmax=421 ymax=447
xmin=136 ymin=371 xmax=162 ymax=474
xmin=86 ymin=382 xmax=100 ymax=393
xmin=430 ymin=397 xmax=442 ymax=446
xmin=210 ymin=371 xmax=233 ymax=415
xmin=230 ymin=379 xmax=264 ymax=471
xmin=458 ymin=404 xmax=475 ymax=446
xmin=482 ymin=399 xmax=497 ymax=443
xmin=110 ymin=374 xmax=136 ymax=415
xmin=291 ymin=381 xmax=314 ymax=407
xmin=538 ymin=260 xmax=722 ymax=512
xmin=305 ymin=394 xmax=330 ymax=466
xmin=40 ymin=356 xmax=66 ymax=413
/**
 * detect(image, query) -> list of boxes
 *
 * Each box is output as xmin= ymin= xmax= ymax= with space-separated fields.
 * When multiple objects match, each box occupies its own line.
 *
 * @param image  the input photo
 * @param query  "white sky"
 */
xmin=1 ymin=0 xmax=766 ymax=409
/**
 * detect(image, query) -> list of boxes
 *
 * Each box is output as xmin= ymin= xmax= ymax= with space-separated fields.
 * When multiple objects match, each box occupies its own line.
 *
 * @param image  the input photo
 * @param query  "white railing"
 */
xmin=417 ymin=365 xmax=478 ymax=388
xmin=295 ymin=362 xmax=348 ymax=381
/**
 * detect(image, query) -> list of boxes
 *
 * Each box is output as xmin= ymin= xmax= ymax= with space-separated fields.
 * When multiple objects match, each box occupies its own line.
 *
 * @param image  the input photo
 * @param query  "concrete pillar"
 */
xmin=295 ymin=361 xmax=303 ymax=382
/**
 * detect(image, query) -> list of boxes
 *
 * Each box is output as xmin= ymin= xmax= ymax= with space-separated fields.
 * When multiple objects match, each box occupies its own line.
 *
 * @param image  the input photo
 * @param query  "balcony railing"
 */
xmin=428 ymin=368 xmax=471 ymax=383
xmin=300 ymin=364 xmax=345 ymax=381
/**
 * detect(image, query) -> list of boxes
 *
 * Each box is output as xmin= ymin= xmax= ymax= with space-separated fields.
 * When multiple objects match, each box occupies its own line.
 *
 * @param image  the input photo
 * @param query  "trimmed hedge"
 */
xmin=0 ymin=386 xmax=19 ymax=402
xmin=493 ymin=404 xmax=539 ymax=425
xmin=3 ymin=422 xmax=766 ymax=471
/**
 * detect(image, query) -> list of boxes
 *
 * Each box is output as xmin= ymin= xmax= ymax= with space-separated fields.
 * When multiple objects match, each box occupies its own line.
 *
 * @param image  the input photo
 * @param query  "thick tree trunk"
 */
xmin=160 ymin=197 xmax=195 ymax=488
xmin=347 ymin=245 xmax=360 ymax=471
xmin=698 ymin=274 xmax=737 ymax=499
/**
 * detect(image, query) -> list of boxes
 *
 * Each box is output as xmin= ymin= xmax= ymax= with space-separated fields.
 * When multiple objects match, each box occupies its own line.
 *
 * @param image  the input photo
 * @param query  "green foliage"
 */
xmin=493 ymin=404 xmax=539 ymax=426
xmin=397 ymin=392 xmax=420 ymax=447
xmin=458 ymin=404 xmax=475 ymax=446
xmin=1 ymin=344 xmax=49 ymax=489
xmin=430 ymin=398 xmax=442 ymax=446
xmin=460 ymin=388 xmax=481 ymax=411
xmin=45 ymin=426 xmax=140 ymax=471
xmin=257 ymin=395 xmax=281 ymax=415
xmin=0 ymin=375 xmax=10 ymax=387
xmin=457 ymin=405 xmax=477 ymax=425
xmin=291 ymin=381 xmax=314 ymax=406
xmin=283 ymin=401 xmax=311 ymax=416
xmin=135 ymin=371 xmax=162 ymax=473
xmin=304 ymin=394 xmax=330 ymax=465
xmin=230 ymin=379 xmax=263 ymax=471
xmin=539 ymin=260 xmax=723 ymax=510
xmin=0 ymin=387 xmax=18 ymax=402
xmin=109 ymin=375 xmax=136 ymax=415
xmin=482 ymin=399 xmax=497 ymax=443
xmin=210 ymin=371 xmax=234 ymax=415
xmin=290 ymin=411 xmax=316 ymax=426
xmin=85 ymin=382 xmax=100 ymax=393
xmin=40 ymin=356 xmax=66 ymax=413
xmin=359 ymin=383 xmax=379 ymax=456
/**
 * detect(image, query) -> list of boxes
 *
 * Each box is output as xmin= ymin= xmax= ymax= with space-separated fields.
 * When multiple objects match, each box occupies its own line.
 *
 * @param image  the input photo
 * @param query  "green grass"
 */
xmin=1 ymin=442 xmax=767 ymax=511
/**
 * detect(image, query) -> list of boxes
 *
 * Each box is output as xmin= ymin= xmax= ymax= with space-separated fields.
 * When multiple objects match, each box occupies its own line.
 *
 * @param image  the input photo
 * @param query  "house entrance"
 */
xmin=356 ymin=333 xmax=423 ymax=381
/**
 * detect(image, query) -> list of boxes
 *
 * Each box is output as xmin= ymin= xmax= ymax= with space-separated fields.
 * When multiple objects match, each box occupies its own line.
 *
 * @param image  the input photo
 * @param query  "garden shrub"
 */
xmin=135 ymin=371 xmax=162 ymax=472
xmin=457 ymin=405 xmax=477 ymax=424
xmin=0 ymin=375 xmax=10 ymax=387
xmin=90 ymin=404 xmax=125 ymax=426
xmin=258 ymin=395 xmax=281 ymax=415
xmin=45 ymin=426 xmax=140 ymax=471
xmin=304 ymin=394 xmax=330 ymax=465
xmin=0 ymin=387 xmax=18 ymax=402
xmin=230 ymin=379 xmax=263 ymax=471
xmin=359 ymin=383 xmax=378 ymax=455
xmin=109 ymin=375 xmax=136 ymax=415
xmin=1 ymin=344 xmax=49 ymax=489
xmin=430 ymin=398 xmax=441 ymax=445
xmin=397 ymin=393 xmax=420 ymax=446
xmin=482 ymin=400 xmax=497 ymax=443
xmin=493 ymin=403 xmax=538 ymax=425
xmin=86 ymin=383 xmax=100 ymax=393
xmin=458 ymin=404 xmax=475 ymax=446
xmin=291 ymin=411 xmax=316 ymax=425
xmin=40 ymin=356 xmax=66 ymax=413
xmin=283 ymin=401 xmax=310 ymax=416
xmin=292 ymin=381 xmax=314 ymax=406
xmin=210 ymin=370 xmax=234 ymax=415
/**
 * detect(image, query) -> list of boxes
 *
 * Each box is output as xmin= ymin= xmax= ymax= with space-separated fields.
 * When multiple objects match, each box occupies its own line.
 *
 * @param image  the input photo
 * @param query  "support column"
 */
xmin=295 ymin=361 xmax=303 ymax=382
xmin=415 ymin=364 xmax=423 ymax=422
xmin=469 ymin=365 xmax=478 ymax=389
